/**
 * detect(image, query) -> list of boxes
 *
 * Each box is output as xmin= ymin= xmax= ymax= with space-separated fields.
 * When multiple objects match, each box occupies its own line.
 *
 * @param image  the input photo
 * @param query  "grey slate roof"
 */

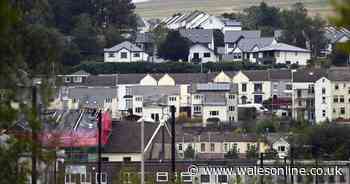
xmin=259 ymin=43 xmax=310 ymax=53
xmin=224 ymin=30 xmax=261 ymax=43
xmin=269 ymin=70 xmax=291 ymax=80
xmin=135 ymin=32 xmax=154 ymax=43
xmin=104 ymin=41 xmax=143 ymax=52
xmin=179 ymin=29 xmax=213 ymax=44
xmin=131 ymin=86 xmax=180 ymax=96
xmin=193 ymin=83 xmax=238 ymax=93
xmin=116 ymin=74 xmax=147 ymax=84
xmin=242 ymin=70 xmax=270 ymax=81
xmin=168 ymin=73 xmax=217 ymax=84
xmin=237 ymin=37 xmax=275 ymax=52
xmin=63 ymin=75 xmax=117 ymax=87
xmin=204 ymin=94 xmax=226 ymax=106
xmin=176 ymin=132 xmax=258 ymax=142
xmin=68 ymin=87 xmax=117 ymax=107
xmin=326 ymin=67 xmax=350 ymax=81
xmin=68 ymin=70 xmax=90 ymax=76
xmin=324 ymin=27 xmax=350 ymax=43
xmin=292 ymin=69 xmax=326 ymax=82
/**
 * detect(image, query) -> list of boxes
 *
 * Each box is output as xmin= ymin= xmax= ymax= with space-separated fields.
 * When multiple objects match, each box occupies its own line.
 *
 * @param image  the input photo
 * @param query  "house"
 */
xmin=258 ymin=43 xmax=311 ymax=65
xmin=135 ymin=32 xmax=155 ymax=56
xmin=199 ymin=16 xmax=242 ymax=32
xmin=104 ymin=41 xmax=149 ymax=62
xmin=176 ymin=132 xmax=268 ymax=159
xmin=179 ymin=29 xmax=214 ymax=50
xmin=231 ymin=70 xmax=271 ymax=104
xmin=269 ymin=70 xmax=293 ymax=112
xmin=223 ymin=37 xmax=276 ymax=62
xmin=315 ymin=67 xmax=350 ymax=123
xmin=190 ymin=83 xmax=238 ymax=125
xmin=188 ymin=44 xmax=217 ymax=63
xmin=265 ymin=134 xmax=290 ymax=158
xmin=292 ymin=69 xmax=326 ymax=122
xmin=128 ymin=85 xmax=181 ymax=121
xmin=323 ymin=27 xmax=350 ymax=57
xmin=224 ymin=30 xmax=261 ymax=54
xmin=136 ymin=15 xmax=150 ymax=33
xmin=162 ymin=11 xmax=210 ymax=30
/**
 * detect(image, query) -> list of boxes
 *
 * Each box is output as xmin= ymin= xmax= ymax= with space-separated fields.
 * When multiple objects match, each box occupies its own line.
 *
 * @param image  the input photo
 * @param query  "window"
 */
xmin=286 ymin=84 xmax=292 ymax=90
xmin=121 ymin=52 xmax=127 ymax=58
xmin=339 ymin=175 xmax=346 ymax=183
xmin=81 ymin=173 xmax=91 ymax=183
xmin=233 ymin=52 xmax=242 ymax=59
xmin=169 ymin=96 xmax=176 ymax=102
xmin=229 ymin=94 xmax=235 ymax=99
xmin=105 ymin=97 xmax=112 ymax=103
xmin=123 ymin=157 xmax=131 ymax=162
xmin=96 ymin=172 xmax=107 ymax=184
xmin=341 ymin=107 xmax=345 ymax=115
xmin=229 ymin=106 xmax=235 ymax=111
xmin=135 ymin=96 xmax=143 ymax=101
xmin=65 ymin=77 xmax=71 ymax=83
xmin=200 ymin=175 xmax=210 ymax=183
xmin=72 ymin=98 xmax=77 ymax=103
xmin=322 ymin=97 xmax=326 ymax=104
xmin=135 ymin=107 xmax=142 ymax=113
xmin=133 ymin=52 xmax=140 ymax=57
xmin=273 ymin=83 xmax=278 ymax=90
xmin=204 ymin=52 xmax=211 ymax=58
xmin=322 ymin=110 xmax=326 ymax=117
xmin=340 ymin=96 xmax=345 ymax=103
xmin=334 ymin=97 xmax=339 ymax=103
xmin=224 ymin=143 xmax=228 ymax=152
xmin=229 ymin=116 xmax=235 ymax=122
xmin=151 ymin=113 xmax=159 ymax=122
xmin=181 ymin=172 xmax=192 ymax=182
xmin=254 ymin=83 xmax=262 ymax=92
xmin=210 ymin=143 xmax=215 ymax=152
xmin=210 ymin=111 xmax=219 ymax=116
xmin=328 ymin=175 xmax=335 ymax=183
xmin=108 ymin=53 xmax=114 ymax=57
xmin=156 ymin=172 xmax=168 ymax=182
xmin=322 ymin=88 xmax=326 ymax=94
xmin=194 ymin=95 xmax=201 ymax=100
xmin=278 ymin=146 xmax=285 ymax=152
xmin=194 ymin=106 xmax=201 ymax=113
xmin=335 ymin=84 xmax=339 ymax=90
xmin=218 ymin=175 xmax=228 ymax=183
xmin=242 ymin=83 xmax=247 ymax=92
xmin=201 ymin=143 xmax=206 ymax=152
xmin=178 ymin=144 xmax=183 ymax=151
xmin=275 ymin=51 xmax=280 ymax=57
xmin=73 ymin=76 xmax=82 ymax=83
xmin=295 ymin=52 xmax=298 ymax=56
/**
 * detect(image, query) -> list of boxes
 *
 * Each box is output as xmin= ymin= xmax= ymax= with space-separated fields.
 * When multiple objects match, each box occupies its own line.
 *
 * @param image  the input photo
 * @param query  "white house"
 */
xmin=258 ymin=43 xmax=311 ymax=65
xmin=199 ymin=16 xmax=242 ymax=33
xmin=188 ymin=44 xmax=217 ymax=63
xmin=315 ymin=77 xmax=333 ymax=123
xmin=104 ymin=41 xmax=149 ymax=62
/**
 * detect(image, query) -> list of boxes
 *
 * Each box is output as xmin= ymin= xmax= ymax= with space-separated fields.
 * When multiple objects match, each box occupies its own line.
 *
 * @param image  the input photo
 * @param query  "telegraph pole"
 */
xmin=31 ymin=85 xmax=38 ymax=184
xmin=97 ymin=110 xmax=102 ymax=184
xmin=260 ymin=153 xmax=264 ymax=184
xmin=170 ymin=106 xmax=176 ymax=182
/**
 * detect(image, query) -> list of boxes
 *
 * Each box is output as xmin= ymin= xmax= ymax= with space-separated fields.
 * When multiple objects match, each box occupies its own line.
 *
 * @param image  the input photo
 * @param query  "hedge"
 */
xmin=69 ymin=61 xmax=280 ymax=74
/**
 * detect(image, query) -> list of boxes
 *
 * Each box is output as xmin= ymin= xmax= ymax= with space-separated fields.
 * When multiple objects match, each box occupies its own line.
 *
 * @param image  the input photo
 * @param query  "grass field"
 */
xmin=135 ymin=0 xmax=333 ymax=19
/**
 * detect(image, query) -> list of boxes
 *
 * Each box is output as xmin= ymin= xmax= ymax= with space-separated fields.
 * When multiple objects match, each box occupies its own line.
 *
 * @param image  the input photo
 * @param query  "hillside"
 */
xmin=134 ymin=0 xmax=332 ymax=19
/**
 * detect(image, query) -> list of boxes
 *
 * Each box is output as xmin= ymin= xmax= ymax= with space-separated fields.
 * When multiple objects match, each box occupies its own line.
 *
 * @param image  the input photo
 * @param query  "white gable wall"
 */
xmin=104 ymin=48 xmax=149 ymax=62
xmin=273 ymin=51 xmax=311 ymax=65
xmin=188 ymin=45 xmax=217 ymax=63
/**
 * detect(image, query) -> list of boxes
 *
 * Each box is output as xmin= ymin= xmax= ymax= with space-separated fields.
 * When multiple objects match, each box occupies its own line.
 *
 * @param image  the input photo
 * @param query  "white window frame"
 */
xmin=80 ymin=173 xmax=92 ymax=184
xmin=156 ymin=172 xmax=168 ymax=182
xmin=181 ymin=172 xmax=193 ymax=182
xmin=95 ymin=172 xmax=107 ymax=184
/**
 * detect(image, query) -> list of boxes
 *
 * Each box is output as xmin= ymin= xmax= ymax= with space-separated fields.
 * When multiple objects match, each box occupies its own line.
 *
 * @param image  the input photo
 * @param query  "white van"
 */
xmin=238 ymin=103 xmax=268 ymax=112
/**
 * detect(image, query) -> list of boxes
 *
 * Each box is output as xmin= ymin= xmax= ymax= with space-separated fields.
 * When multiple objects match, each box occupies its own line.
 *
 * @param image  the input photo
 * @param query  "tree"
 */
xmin=157 ymin=30 xmax=191 ymax=61
xmin=224 ymin=147 xmax=239 ymax=159
xmin=246 ymin=145 xmax=258 ymax=159
xmin=256 ymin=119 xmax=279 ymax=134
xmin=105 ymin=0 xmax=137 ymax=30
xmin=330 ymin=0 xmax=350 ymax=52
xmin=184 ymin=146 xmax=195 ymax=159
xmin=71 ymin=13 xmax=101 ymax=57
xmin=213 ymin=29 xmax=224 ymax=51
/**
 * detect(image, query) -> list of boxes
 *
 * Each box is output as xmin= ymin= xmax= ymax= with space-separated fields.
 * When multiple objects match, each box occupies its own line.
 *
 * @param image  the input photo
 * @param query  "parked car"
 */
xmin=238 ymin=103 xmax=268 ymax=112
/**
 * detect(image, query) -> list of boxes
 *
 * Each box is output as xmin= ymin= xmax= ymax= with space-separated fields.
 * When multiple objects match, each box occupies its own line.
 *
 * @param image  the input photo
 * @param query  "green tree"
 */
xmin=330 ymin=0 xmax=350 ymax=52
xmin=184 ymin=146 xmax=195 ymax=159
xmin=157 ymin=30 xmax=191 ymax=61
xmin=256 ymin=119 xmax=279 ymax=134
xmin=246 ymin=145 xmax=258 ymax=159
xmin=213 ymin=29 xmax=224 ymax=50
xmin=71 ymin=13 xmax=101 ymax=57
xmin=224 ymin=147 xmax=239 ymax=159
xmin=105 ymin=0 xmax=137 ymax=29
